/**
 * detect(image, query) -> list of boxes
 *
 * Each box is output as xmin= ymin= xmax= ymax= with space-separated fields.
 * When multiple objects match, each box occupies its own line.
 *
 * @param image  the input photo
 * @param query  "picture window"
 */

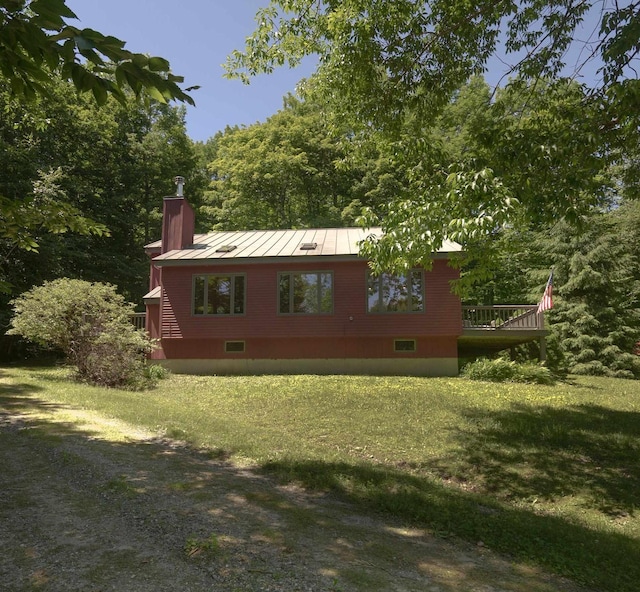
xmin=367 ymin=270 xmax=424 ymax=313
xmin=193 ymin=274 xmax=245 ymax=315
xmin=278 ymin=271 xmax=333 ymax=314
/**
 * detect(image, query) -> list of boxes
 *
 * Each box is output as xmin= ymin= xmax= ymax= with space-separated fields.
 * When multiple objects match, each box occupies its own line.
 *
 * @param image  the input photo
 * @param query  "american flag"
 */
xmin=537 ymin=270 xmax=553 ymax=312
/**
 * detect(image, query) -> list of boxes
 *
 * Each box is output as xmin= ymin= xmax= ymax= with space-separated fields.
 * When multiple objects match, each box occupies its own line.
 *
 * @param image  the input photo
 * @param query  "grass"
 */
xmin=2 ymin=365 xmax=640 ymax=591
xmin=184 ymin=534 xmax=220 ymax=558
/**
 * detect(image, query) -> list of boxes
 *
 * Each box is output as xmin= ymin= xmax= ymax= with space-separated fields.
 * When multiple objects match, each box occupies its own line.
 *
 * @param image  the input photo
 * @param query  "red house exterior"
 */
xmin=144 ymin=195 xmax=464 ymax=376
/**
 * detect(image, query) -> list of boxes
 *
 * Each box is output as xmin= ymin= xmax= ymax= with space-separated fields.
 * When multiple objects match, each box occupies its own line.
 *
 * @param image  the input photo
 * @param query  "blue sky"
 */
xmin=66 ymin=1 xmax=605 ymax=143
xmin=66 ymin=0 xmax=316 ymax=143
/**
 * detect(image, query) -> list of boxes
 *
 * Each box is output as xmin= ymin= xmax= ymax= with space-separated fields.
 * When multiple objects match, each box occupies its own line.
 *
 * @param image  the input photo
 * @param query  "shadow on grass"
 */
xmin=0 ymin=374 xmax=50 ymax=413
xmin=0 ymin=380 xmax=44 ymax=397
xmin=3 ymin=371 xmax=638 ymax=591
xmin=439 ymin=404 xmax=640 ymax=516
xmin=261 ymin=402 xmax=640 ymax=592
xmin=2 ymin=382 xmax=558 ymax=592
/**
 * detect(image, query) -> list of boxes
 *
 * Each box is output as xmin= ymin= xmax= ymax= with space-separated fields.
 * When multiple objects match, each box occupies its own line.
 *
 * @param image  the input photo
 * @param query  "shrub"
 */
xmin=144 ymin=364 xmax=171 ymax=381
xmin=461 ymin=358 xmax=555 ymax=385
xmin=8 ymin=278 xmax=154 ymax=388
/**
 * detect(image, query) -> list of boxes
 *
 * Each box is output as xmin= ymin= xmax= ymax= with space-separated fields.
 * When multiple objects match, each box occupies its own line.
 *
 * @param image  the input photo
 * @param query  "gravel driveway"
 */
xmin=0 ymin=392 xmax=590 ymax=592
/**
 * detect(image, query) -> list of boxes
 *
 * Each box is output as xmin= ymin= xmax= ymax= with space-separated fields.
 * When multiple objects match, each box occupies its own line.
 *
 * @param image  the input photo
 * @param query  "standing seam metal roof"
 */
xmin=148 ymin=227 xmax=461 ymax=263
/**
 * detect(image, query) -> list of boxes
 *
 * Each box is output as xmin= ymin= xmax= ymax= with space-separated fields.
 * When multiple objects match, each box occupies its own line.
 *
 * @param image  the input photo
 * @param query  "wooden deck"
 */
xmin=459 ymin=305 xmax=547 ymax=356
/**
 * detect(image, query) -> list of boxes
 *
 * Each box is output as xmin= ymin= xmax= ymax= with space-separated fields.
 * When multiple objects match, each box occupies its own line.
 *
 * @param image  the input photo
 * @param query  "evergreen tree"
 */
xmin=541 ymin=215 xmax=640 ymax=378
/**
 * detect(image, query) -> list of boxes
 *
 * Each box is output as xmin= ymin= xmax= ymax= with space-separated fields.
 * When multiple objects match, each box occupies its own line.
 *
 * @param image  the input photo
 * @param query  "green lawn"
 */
xmin=3 ymin=366 xmax=640 ymax=591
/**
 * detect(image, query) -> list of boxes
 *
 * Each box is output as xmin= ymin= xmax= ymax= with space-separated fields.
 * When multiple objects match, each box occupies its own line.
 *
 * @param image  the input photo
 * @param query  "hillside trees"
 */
xmin=228 ymin=0 xmax=638 ymax=134
xmin=227 ymin=0 xmax=638 ymax=116
xmin=0 ymin=75 xmax=204 ymax=358
xmin=353 ymin=76 xmax=610 ymax=286
xmin=544 ymin=207 xmax=640 ymax=378
xmin=470 ymin=204 xmax=640 ymax=377
xmin=0 ymin=76 xmax=203 ymax=297
xmin=226 ymin=0 xmax=636 ymax=273
xmin=0 ymin=0 xmax=196 ymax=293
xmin=204 ymin=95 xmax=394 ymax=229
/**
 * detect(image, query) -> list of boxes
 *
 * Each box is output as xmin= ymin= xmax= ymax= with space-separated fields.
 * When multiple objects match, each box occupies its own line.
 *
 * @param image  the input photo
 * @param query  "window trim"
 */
xmin=366 ymin=269 xmax=425 ymax=314
xmin=192 ymin=273 xmax=246 ymax=316
xmin=394 ymin=339 xmax=417 ymax=353
xmin=277 ymin=270 xmax=334 ymax=315
xmin=224 ymin=340 xmax=246 ymax=353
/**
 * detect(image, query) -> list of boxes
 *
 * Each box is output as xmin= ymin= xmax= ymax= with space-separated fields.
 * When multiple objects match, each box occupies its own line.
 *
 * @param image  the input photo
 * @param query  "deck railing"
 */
xmin=130 ymin=312 xmax=146 ymax=331
xmin=462 ymin=305 xmax=543 ymax=331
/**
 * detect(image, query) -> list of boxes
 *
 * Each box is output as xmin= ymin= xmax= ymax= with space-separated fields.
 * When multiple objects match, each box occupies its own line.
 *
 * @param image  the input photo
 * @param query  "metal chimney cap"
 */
xmin=174 ymin=176 xmax=185 ymax=196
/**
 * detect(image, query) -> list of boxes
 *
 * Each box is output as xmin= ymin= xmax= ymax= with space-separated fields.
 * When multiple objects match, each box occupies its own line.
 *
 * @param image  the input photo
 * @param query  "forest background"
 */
xmin=1 ymin=0 xmax=639 ymax=378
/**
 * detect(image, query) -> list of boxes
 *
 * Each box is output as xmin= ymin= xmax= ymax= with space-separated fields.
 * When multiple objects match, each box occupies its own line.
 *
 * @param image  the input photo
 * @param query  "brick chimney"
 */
xmin=161 ymin=176 xmax=195 ymax=254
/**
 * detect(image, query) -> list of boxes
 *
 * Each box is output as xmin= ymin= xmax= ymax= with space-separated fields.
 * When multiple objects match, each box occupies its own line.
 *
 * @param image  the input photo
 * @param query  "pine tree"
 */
xmin=546 ymin=216 xmax=640 ymax=378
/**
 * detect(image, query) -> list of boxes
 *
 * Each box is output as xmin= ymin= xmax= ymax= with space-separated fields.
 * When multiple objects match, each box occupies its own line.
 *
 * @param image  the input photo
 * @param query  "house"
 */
xmin=143 ymin=192 xmax=547 ymax=376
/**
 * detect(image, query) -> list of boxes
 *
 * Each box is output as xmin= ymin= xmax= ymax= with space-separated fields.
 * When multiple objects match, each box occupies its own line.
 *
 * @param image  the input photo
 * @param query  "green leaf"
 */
xmin=146 ymin=85 xmax=168 ymax=104
xmin=132 ymin=54 xmax=149 ymax=68
xmin=148 ymin=56 xmax=170 ymax=71
xmin=92 ymin=81 xmax=108 ymax=106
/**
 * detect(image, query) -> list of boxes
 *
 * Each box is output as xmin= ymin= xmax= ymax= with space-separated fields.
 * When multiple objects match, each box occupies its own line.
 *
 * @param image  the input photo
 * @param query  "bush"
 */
xmin=461 ymin=358 xmax=555 ymax=385
xmin=8 ymin=278 xmax=154 ymax=388
xmin=144 ymin=364 xmax=171 ymax=381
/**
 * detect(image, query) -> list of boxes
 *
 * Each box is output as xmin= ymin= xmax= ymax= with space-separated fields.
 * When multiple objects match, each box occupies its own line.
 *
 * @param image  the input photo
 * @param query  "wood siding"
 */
xmin=159 ymin=335 xmax=458 ymax=360
xmin=151 ymin=259 xmax=462 ymax=361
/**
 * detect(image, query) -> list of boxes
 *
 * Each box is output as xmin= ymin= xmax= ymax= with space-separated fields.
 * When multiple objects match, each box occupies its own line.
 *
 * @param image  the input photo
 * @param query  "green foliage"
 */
xmin=184 ymin=534 xmax=220 ymax=558
xmin=225 ymin=1 xmax=636 ymax=281
xmin=544 ymin=215 xmax=640 ymax=379
xmin=204 ymin=95 xmax=373 ymax=230
xmin=358 ymin=77 xmax=609 ymax=289
xmin=0 ymin=0 xmax=194 ymax=105
xmin=0 ymin=4 xmax=201 ymax=300
xmin=467 ymin=203 xmax=640 ymax=378
xmin=144 ymin=364 xmax=170 ymax=381
xmin=0 ymin=75 xmax=203 ymax=301
xmin=461 ymin=358 xmax=555 ymax=384
xmin=226 ymin=1 xmax=635 ymax=129
xmin=7 ymin=278 xmax=154 ymax=388
xmin=0 ymin=167 xmax=108 ymax=249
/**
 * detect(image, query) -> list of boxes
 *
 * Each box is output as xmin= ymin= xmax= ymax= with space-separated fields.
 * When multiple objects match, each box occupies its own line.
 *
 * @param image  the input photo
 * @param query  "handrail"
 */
xmin=462 ymin=305 xmax=544 ymax=330
xmin=130 ymin=312 xmax=146 ymax=331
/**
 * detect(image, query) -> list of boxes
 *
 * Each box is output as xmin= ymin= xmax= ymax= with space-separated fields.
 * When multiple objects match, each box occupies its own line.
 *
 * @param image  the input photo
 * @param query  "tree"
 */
xmin=0 ymin=75 xmax=203 ymax=293
xmin=225 ymin=1 xmax=637 ymax=278
xmin=8 ymin=278 xmax=155 ymax=387
xmin=227 ymin=1 xmax=637 ymax=128
xmin=0 ymin=0 xmax=195 ymax=106
xmin=0 ymin=0 xmax=196 ymax=288
xmin=0 ymin=75 xmax=204 ymax=359
xmin=470 ymin=203 xmax=640 ymax=377
xmin=205 ymin=95 xmax=372 ymax=229
xmin=543 ymin=214 xmax=640 ymax=378
xmin=354 ymin=76 xmax=611 ymax=289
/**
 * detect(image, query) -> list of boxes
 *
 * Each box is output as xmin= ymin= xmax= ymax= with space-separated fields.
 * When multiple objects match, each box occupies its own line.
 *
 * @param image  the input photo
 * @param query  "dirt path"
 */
xmin=0 ymin=394 xmax=591 ymax=592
